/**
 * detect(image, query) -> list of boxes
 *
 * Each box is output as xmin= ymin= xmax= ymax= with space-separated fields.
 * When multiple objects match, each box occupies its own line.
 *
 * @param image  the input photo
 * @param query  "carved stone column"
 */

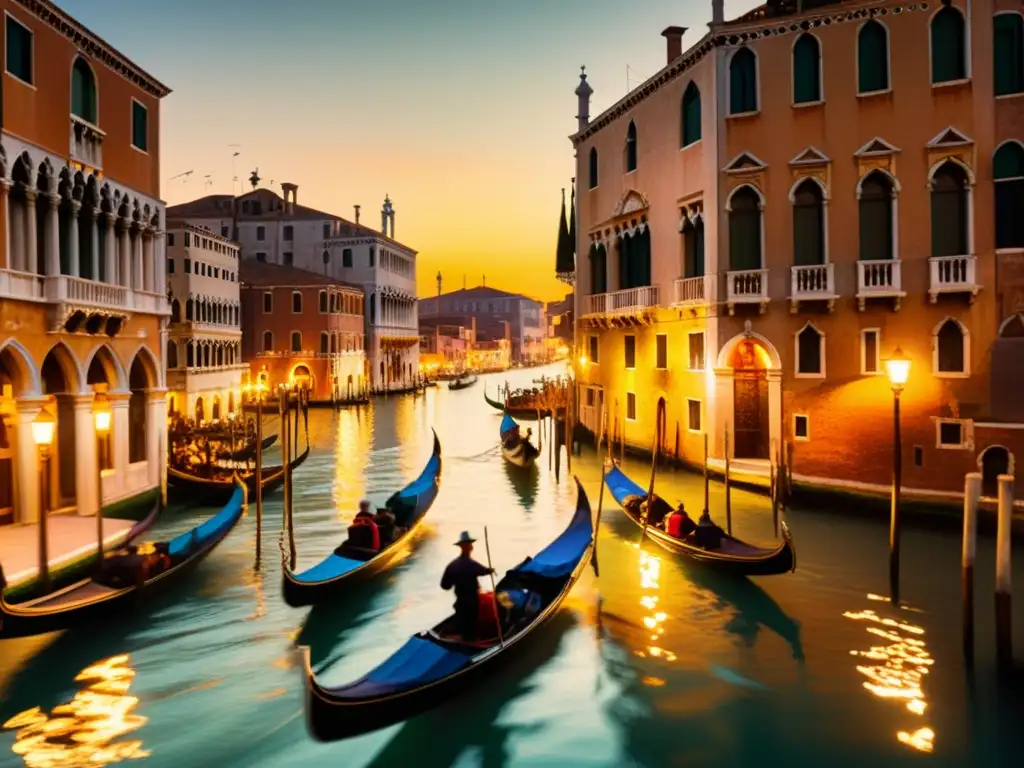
xmin=118 ymin=219 xmax=131 ymax=289
xmin=104 ymin=213 xmax=117 ymax=285
xmin=45 ymin=194 xmax=60 ymax=277
xmin=132 ymin=227 xmax=143 ymax=291
xmin=142 ymin=228 xmax=154 ymax=292
xmin=68 ymin=199 xmax=81 ymax=278
xmin=24 ymin=188 xmax=38 ymax=276
xmin=90 ymin=207 xmax=101 ymax=282
xmin=153 ymin=231 xmax=166 ymax=296
xmin=0 ymin=180 xmax=11 ymax=271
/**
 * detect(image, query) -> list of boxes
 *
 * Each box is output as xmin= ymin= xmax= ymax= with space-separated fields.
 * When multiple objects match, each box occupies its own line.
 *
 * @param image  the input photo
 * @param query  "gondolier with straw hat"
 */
xmin=441 ymin=531 xmax=494 ymax=641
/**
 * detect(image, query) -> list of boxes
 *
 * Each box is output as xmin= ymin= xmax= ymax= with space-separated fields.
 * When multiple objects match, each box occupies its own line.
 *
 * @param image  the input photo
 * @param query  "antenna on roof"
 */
xmin=229 ymin=145 xmax=241 ymax=195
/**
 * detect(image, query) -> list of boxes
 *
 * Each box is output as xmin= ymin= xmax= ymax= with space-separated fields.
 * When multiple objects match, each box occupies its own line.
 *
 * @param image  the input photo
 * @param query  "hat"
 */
xmin=359 ymin=499 xmax=372 ymax=509
xmin=454 ymin=531 xmax=476 ymax=546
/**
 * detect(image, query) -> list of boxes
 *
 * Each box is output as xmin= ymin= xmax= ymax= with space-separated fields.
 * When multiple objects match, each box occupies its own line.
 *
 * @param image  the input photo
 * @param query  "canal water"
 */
xmin=1 ymin=361 xmax=1022 ymax=767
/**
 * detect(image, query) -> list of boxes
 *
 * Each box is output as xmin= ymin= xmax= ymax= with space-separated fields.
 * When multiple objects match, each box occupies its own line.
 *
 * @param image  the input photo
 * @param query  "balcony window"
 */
xmin=792 ymin=34 xmax=822 ymax=104
xmin=994 ymin=142 xmax=1024 ymax=249
xmin=857 ymin=20 xmax=889 ymax=93
xmin=729 ymin=48 xmax=758 ymax=114
xmin=795 ymin=324 xmax=824 ymax=377
xmin=131 ymin=100 xmax=148 ymax=151
xmin=931 ymin=161 xmax=970 ymax=257
xmin=71 ymin=57 xmax=97 ymax=124
xmin=624 ymin=335 xmax=636 ymax=369
xmin=625 ymin=121 xmax=638 ymax=173
xmin=728 ymin=186 xmax=763 ymax=270
xmin=682 ymin=217 xmax=705 ymax=278
xmin=291 ymin=331 xmax=302 ymax=353
xmin=5 ymin=16 xmax=33 ymax=84
xmin=995 ymin=14 xmax=1024 ymax=96
xmin=793 ymin=179 xmax=825 ymax=265
xmin=263 ymin=331 xmax=273 ymax=352
xmin=588 ymin=147 xmax=599 ymax=189
xmin=618 ymin=229 xmax=652 ymax=290
xmin=858 ymin=171 xmax=895 ymax=260
xmin=931 ymin=7 xmax=967 ymax=84
xmin=681 ymin=82 xmax=701 ymax=147
xmin=589 ymin=244 xmax=607 ymax=294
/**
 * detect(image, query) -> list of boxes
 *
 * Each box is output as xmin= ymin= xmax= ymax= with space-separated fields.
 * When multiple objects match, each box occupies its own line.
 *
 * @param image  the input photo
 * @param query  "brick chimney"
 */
xmin=661 ymin=26 xmax=688 ymax=65
xmin=354 ymin=205 xmax=361 ymax=225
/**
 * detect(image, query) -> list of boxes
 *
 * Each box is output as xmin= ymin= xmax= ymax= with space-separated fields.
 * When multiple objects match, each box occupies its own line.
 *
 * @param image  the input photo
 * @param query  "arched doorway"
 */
xmin=212 ymin=396 xmax=222 ymax=422
xmin=87 ymin=345 xmax=122 ymax=480
xmin=979 ymin=445 xmax=1012 ymax=498
xmin=128 ymin=352 xmax=156 ymax=464
xmin=41 ymin=343 xmax=82 ymax=509
xmin=729 ymin=339 xmax=770 ymax=459
xmin=195 ymin=396 xmax=205 ymax=424
xmin=292 ymin=365 xmax=312 ymax=392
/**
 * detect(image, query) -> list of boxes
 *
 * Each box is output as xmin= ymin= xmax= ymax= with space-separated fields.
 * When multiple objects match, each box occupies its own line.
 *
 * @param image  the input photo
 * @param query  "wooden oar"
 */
xmin=483 ymin=526 xmax=505 ymax=649
xmin=640 ymin=397 xmax=667 ymax=545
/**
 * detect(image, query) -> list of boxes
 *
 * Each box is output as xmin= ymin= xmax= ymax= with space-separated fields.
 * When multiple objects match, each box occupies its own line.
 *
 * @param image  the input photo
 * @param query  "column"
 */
xmin=104 ymin=214 xmax=117 ymax=286
xmin=9 ymin=186 xmax=24 ymax=272
xmin=132 ymin=229 xmax=143 ymax=290
xmin=68 ymin=200 xmax=81 ymax=277
xmin=71 ymin=393 xmax=98 ymax=516
xmin=90 ymin=209 xmax=101 ymax=282
xmin=24 ymin=188 xmax=38 ymax=275
xmin=118 ymin=220 xmax=131 ymax=289
xmin=142 ymin=229 xmax=154 ymax=292
xmin=153 ymin=232 xmax=166 ymax=296
xmin=12 ymin=399 xmax=44 ymax=525
xmin=109 ymin=392 xmax=131 ymax=501
xmin=145 ymin=389 xmax=167 ymax=489
xmin=45 ymin=194 xmax=60 ymax=277
xmin=1 ymin=181 xmax=11 ymax=271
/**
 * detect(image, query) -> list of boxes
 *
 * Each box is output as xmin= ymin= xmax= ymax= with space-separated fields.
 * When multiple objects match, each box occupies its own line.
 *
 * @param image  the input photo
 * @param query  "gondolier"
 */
xmin=441 ymin=531 xmax=494 ymax=641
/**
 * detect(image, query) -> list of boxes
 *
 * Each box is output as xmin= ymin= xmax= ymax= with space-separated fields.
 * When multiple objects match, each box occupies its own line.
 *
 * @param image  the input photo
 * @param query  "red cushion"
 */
xmin=477 ymin=592 xmax=500 ymax=640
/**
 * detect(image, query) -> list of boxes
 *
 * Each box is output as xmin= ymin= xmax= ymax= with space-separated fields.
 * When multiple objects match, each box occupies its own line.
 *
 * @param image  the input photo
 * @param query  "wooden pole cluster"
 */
xmin=702 ymin=432 xmax=709 ymax=516
xmin=962 ymin=472 xmax=981 ymax=664
xmin=254 ymin=390 xmax=264 ymax=567
xmin=724 ymin=427 xmax=732 ymax=535
xmin=996 ymin=474 xmax=1014 ymax=670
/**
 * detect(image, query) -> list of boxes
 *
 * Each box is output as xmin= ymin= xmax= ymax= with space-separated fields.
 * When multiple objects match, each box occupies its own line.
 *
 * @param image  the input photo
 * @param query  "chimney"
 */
xmin=281 ymin=182 xmax=297 ymax=214
xmin=712 ymin=0 xmax=724 ymax=25
xmin=575 ymin=66 xmax=593 ymax=133
xmin=354 ymin=205 xmax=361 ymax=225
xmin=661 ymin=27 xmax=688 ymax=65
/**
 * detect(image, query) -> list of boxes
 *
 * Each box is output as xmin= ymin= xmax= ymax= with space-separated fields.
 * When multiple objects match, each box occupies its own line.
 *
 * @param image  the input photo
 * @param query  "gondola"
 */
xmin=302 ymin=477 xmax=596 ymax=741
xmin=168 ymin=438 xmax=310 ymax=505
xmin=448 ymin=374 xmax=478 ymax=391
xmin=604 ymin=464 xmax=796 ymax=577
xmin=221 ymin=433 xmax=278 ymax=462
xmin=0 ymin=484 xmax=247 ymax=639
xmin=484 ymin=387 xmax=551 ymax=419
xmin=282 ymin=432 xmax=443 ymax=607
xmin=499 ymin=412 xmax=539 ymax=467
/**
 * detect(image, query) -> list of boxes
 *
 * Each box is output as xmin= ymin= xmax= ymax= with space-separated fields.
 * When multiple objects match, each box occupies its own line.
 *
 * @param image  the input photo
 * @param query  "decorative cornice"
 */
xmin=15 ymin=0 xmax=172 ymax=98
xmin=571 ymin=2 xmax=931 ymax=147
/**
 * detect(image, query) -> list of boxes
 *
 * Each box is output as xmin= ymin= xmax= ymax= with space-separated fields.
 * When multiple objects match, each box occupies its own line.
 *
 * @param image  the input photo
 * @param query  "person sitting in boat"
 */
xmin=346 ymin=500 xmax=380 ymax=551
xmin=641 ymin=493 xmax=673 ymax=528
xmin=441 ymin=531 xmax=495 ymax=642
xmin=694 ymin=510 xmax=726 ymax=550
xmin=373 ymin=507 xmax=397 ymax=546
xmin=665 ymin=503 xmax=697 ymax=540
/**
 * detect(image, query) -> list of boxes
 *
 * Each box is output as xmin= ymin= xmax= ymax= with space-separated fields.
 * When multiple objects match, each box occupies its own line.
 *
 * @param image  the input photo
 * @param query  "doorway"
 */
xmin=980 ymin=445 xmax=1011 ymax=497
xmin=730 ymin=340 xmax=769 ymax=460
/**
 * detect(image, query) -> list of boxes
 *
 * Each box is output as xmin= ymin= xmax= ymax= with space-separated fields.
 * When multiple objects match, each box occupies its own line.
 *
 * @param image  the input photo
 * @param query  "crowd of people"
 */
xmin=625 ymin=494 xmax=727 ymax=551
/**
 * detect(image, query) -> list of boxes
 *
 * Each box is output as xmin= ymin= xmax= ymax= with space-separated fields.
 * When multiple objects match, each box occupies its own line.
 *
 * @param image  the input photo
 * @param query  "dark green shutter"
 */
xmin=994 ymin=144 xmax=1024 ymax=248
xmin=793 ymin=183 xmax=825 ymax=266
xmin=729 ymin=190 xmax=762 ymax=271
xmin=683 ymin=222 xmax=696 ymax=278
xmin=71 ymin=60 xmax=96 ymax=123
xmin=6 ymin=18 xmax=32 ymax=83
xmin=931 ymin=8 xmax=966 ymax=84
xmin=994 ymin=14 xmax=1024 ymax=95
xmin=682 ymin=83 xmax=701 ymax=146
xmin=694 ymin=220 xmax=705 ymax=277
xmin=589 ymin=148 xmax=599 ymax=188
xmin=793 ymin=35 xmax=821 ymax=104
xmin=132 ymin=102 xmax=148 ymax=151
xmin=730 ymin=49 xmax=757 ymax=114
xmin=858 ymin=174 xmax=893 ymax=260
xmin=857 ymin=21 xmax=889 ymax=93
xmin=931 ymin=167 xmax=969 ymax=257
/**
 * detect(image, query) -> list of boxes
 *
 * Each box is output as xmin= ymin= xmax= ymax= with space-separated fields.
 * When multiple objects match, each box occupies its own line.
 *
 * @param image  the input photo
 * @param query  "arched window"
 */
xmin=291 ymin=331 xmax=302 ymax=352
xmin=995 ymin=14 xmax=1024 ymax=96
xmin=186 ymin=343 xmax=195 ymax=368
xmin=370 ymin=293 xmax=376 ymax=325
xmin=588 ymin=147 xmax=599 ymax=189
xmin=792 ymin=34 xmax=821 ymax=104
xmin=589 ymin=244 xmax=607 ymax=294
xmin=994 ymin=142 xmax=1024 ymax=249
xmin=171 ymin=299 xmax=181 ymax=322
xmin=166 ymin=340 xmax=178 ymax=369
xmin=728 ymin=187 xmax=762 ymax=271
xmin=681 ymin=82 xmax=701 ymax=147
xmin=625 ymin=121 xmax=638 ymax=173
xmin=936 ymin=319 xmax=966 ymax=374
xmin=931 ymin=7 xmax=966 ymax=84
xmin=292 ymin=291 xmax=303 ymax=314
xmin=330 ymin=334 xmax=338 ymax=354
xmin=263 ymin=331 xmax=273 ymax=352
xmin=127 ymin=357 xmax=149 ymax=464
xmin=796 ymin=324 xmax=824 ymax=377
xmin=319 ymin=290 xmax=328 ymax=313
xmin=858 ymin=171 xmax=895 ymax=261
xmin=857 ymin=21 xmax=889 ymax=93
xmin=320 ymin=332 xmax=329 ymax=354
xmin=729 ymin=48 xmax=758 ymax=115
xmin=322 ymin=249 xmax=330 ymax=265
xmin=186 ymin=298 xmax=194 ymax=320
xmin=342 ymin=248 xmax=353 ymax=267
xmin=793 ymin=180 xmax=825 ymax=266
xmin=71 ymin=57 xmax=97 ymax=124
xmin=930 ymin=161 xmax=970 ymax=257
xmin=682 ymin=217 xmax=705 ymax=278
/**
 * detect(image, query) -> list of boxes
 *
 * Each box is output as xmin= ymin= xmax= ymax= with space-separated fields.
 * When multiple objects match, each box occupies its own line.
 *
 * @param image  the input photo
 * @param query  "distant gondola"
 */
xmin=483 ymin=387 xmax=550 ymax=419
xmin=282 ymin=432 xmax=443 ymax=607
xmin=499 ymin=412 xmax=539 ymax=467
xmin=448 ymin=375 xmax=478 ymax=391
xmin=221 ymin=433 xmax=278 ymax=462
xmin=604 ymin=464 xmax=796 ymax=577
xmin=168 ymin=440 xmax=310 ymax=505
xmin=302 ymin=478 xmax=595 ymax=741
xmin=0 ymin=484 xmax=247 ymax=639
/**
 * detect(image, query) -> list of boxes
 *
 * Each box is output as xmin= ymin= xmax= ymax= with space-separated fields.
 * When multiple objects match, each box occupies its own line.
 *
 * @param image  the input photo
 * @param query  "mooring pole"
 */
xmin=702 ymin=432 xmax=709 ymax=516
xmin=724 ymin=426 xmax=732 ymax=535
xmin=962 ymin=472 xmax=981 ymax=664
xmin=996 ymin=474 xmax=1014 ymax=670
xmin=254 ymin=389 xmax=263 ymax=567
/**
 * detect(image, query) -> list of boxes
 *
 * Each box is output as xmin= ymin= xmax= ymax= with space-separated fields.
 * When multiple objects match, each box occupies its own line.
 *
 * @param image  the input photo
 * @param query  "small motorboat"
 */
xmin=499 ymin=412 xmax=539 ymax=467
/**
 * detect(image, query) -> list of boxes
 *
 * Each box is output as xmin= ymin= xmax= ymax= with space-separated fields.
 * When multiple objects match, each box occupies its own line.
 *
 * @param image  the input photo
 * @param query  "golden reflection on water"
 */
xmin=633 ymin=550 xmax=677 ymax=667
xmin=334 ymin=408 xmax=371 ymax=520
xmin=844 ymin=605 xmax=935 ymax=754
xmin=3 ymin=655 xmax=149 ymax=767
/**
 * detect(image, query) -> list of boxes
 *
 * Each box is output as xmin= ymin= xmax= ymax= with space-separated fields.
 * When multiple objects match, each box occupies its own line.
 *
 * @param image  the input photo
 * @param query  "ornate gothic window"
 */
xmin=625 ymin=121 xmax=638 ymax=173
xmin=71 ymin=57 xmax=97 ymax=123
xmin=936 ymin=319 xmax=966 ymax=374
xmin=793 ymin=180 xmax=825 ymax=266
xmin=858 ymin=171 xmax=895 ymax=261
xmin=930 ymin=161 xmax=970 ymax=257
xmin=681 ymin=82 xmax=701 ymax=147
xmin=728 ymin=187 xmax=762 ymax=271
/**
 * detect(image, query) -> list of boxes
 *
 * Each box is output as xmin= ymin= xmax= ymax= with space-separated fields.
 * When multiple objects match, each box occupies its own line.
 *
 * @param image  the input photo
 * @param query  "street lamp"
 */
xmin=32 ymin=409 xmax=56 ymax=591
xmin=94 ymin=395 xmax=112 ymax=565
xmin=885 ymin=345 xmax=911 ymax=606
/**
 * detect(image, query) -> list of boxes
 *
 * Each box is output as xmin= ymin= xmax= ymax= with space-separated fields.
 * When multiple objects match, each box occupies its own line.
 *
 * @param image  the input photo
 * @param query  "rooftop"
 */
xmin=424 ymin=286 xmax=541 ymax=303
xmin=239 ymin=260 xmax=362 ymax=291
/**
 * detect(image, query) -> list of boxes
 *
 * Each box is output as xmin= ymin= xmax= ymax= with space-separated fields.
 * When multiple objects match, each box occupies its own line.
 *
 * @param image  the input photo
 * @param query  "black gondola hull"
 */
xmin=484 ymin=390 xmax=550 ymax=419
xmin=223 ymin=433 xmax=278 ymax=461
xmin=168 ymin=445 xmax=310 ymax=505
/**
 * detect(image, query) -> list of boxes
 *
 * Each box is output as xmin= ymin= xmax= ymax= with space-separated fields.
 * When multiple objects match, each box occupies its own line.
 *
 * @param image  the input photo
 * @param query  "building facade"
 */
xmin=165 ymin=223 xmax=243 ymax=423
xmin=418 ymin=322 xmax=469 ymax=375
xmin=419 ymin=286 xmax=549 ymax=364
xmin=0 ymin=0 xmax=171 ymax=525
xmin=572 ymin=0 xmax=1024 ymax=501
xmin=167 ymin=187 xmax=419 ymax=391
xmin=239 ymin=261 xmax=366 ymax=402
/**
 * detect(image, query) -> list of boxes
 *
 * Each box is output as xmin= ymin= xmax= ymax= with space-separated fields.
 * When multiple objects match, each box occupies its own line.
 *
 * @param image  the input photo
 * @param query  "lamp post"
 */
xmin=32 ymin=409 xmax=56 ymax=591
xmin=94 ymin=395 xmax=112 ymax=566
xmin=885 ymin=346 xmax=911 ymax=606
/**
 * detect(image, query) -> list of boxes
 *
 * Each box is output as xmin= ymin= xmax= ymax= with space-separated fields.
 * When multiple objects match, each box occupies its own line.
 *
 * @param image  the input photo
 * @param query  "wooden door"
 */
xmin=734 ymin=372 xmax=767 ymax=459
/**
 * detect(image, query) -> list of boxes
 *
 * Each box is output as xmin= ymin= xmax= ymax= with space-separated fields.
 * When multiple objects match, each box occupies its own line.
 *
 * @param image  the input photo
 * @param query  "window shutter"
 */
xmin=931 ymin=9 xmax=966 ymax=83
xmin=793 ymin=35 xmax=821 ymax=103
xmin=858 ymin=22 xmax=889 ymax=93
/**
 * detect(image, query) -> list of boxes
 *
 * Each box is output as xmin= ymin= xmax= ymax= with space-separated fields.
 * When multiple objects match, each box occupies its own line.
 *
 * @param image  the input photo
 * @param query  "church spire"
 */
xmin=555 ymin=187 xmax=573 ymax=281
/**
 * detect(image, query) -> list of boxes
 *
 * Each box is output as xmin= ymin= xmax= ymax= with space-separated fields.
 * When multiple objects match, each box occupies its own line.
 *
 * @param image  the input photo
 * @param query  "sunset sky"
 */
xmin=56 ymin=0 xmax=758 ymax=303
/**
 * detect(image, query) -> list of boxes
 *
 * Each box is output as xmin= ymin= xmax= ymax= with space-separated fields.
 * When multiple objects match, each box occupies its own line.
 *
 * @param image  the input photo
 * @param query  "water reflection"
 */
xmin=3 ymin=655 xmax=148 ymax=767
xmin=634 ymin=550 xmax=676 ymax=667
xmin=503 ymin=461 xmax=539 ymax=511
xmin=844 ymin=604 xmax=935 ymax=754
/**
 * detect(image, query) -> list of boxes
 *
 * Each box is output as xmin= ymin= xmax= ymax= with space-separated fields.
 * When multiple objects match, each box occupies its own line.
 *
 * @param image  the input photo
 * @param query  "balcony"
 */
xmin=0 ymin=268 xmax=44 ymax=302
xmin=856 ymin=259 xmax=905 ymax=311
xmin=672 ymin=275 xmax=716 ymax=308
xmin=46 ymin=275 xmax=129 ymax=309
xmin=69 ymin=115 xmax=105 ymax=172
xmin=583 ymin=286 xmax=660 ymax=318
xmin=725 ymin=269 xmax=769 ymax=315
xmin=788 ymin=263 xmax=838 ymax=313
xmin=929 ymin=255 xmax=979 ymax=303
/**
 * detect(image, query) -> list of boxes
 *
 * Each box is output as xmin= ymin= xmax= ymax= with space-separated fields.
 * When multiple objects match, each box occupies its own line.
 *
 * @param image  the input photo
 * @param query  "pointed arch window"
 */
xmin=994 ymin=142 xmax=1024 ymax=249
xmin=930 ymin=161 xmax=970 ymax=257
xmin=729 ymin=48 xmax=758 ymax=114
xmin=796 ymin=324 xmax=824 ymax=377
xmin=292 ymin=291 xmax=303 ymax=314
xmin=263 ymin=331 xmax=273 ymax=352
xmin=936 ymin=319 xmax=967 ymax=375
xmin=319 ymin=290 xmax=328 ymax=313
xmin=166 ymin=341 xmax=178 ymax=369
xmin=858 ymin=171 xmax=895 ymax=261
xmin=588 ymin=147 xmax=599 ymax=189
xmin=858 ymin=21 xmax=890 ymax=93
xmin=320 ymin=332 xmax=329 ymax=354
xmin=589 ymin=243 xmax=607 ymax=294
xmin=793 ymin=34 xmax=822 ymax=104
xmin=931 ymin=7 xmax=967 ymax=84
xmin=728 ymin=187 xmax=762 ymax=271
xmin=625 ymin=122 xmax=638 ymax=173
xmin=682 ymin=217 xmax=705 ymax=278
xmin=793 ymin=180 xmax=825 ymax=266
xmin=291 ymin=331 xmax=302 ymax=353
xmin=681 ymin=82 xmax=701 ymax=147
xmin=71 ymin=57 xmax=97 ymax=124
